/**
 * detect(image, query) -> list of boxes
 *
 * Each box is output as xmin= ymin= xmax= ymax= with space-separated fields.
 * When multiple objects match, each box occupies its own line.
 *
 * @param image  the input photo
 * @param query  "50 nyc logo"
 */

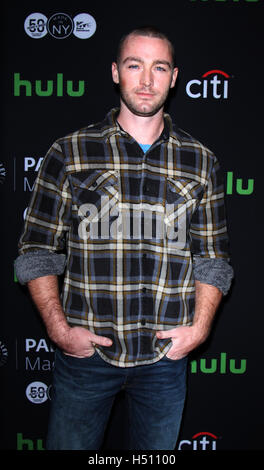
xmin=24 ymin=12 xmax=96 ymax=40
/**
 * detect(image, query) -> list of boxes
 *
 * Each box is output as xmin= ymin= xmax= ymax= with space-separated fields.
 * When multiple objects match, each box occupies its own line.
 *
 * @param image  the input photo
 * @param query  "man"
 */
xmin=15 ymin=27 xmax=233 ymax=450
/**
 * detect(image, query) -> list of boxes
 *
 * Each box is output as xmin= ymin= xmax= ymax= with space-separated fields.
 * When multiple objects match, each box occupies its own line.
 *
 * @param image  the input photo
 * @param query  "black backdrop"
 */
xmin=1 ymin=1 xmax=263 ymax=452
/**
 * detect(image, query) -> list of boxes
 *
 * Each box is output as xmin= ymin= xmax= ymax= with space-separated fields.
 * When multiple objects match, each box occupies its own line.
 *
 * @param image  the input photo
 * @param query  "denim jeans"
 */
xmin=46 ymin=349 xmax=188 ymax=450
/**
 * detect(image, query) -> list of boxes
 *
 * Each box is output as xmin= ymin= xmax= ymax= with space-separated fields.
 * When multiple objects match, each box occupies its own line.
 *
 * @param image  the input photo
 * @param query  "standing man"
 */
xmin=15 ymin=27 xmax=233 ymax=450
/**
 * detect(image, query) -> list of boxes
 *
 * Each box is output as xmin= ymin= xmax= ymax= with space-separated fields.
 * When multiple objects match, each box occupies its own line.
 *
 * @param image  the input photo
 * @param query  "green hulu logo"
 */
xmin=190 ymin=352 xmax=247 ymax=374
xmin=13 ymin=72 xmax=85 ymax=97
xmin=226 ymin=171 xmax=254 ymax=195
xmin=17 ymin=433 xmax=44 ymax=450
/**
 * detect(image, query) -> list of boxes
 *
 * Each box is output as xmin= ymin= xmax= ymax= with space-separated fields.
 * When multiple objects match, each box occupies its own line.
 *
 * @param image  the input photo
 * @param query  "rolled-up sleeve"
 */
xmin=15 ymin=141 xmax=71 ymax=284
xmin=190 ymin=155 xmax=234 ymax=295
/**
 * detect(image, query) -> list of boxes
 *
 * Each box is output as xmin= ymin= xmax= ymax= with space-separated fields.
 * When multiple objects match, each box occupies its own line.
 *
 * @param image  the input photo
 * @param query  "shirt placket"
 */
xmin=138 ymin=141 xmax=163 ymax=358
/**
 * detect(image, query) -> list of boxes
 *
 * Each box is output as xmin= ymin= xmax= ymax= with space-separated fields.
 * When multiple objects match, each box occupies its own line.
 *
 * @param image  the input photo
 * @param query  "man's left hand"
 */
xmin=156 ymin=326 xmax=205 ymax=360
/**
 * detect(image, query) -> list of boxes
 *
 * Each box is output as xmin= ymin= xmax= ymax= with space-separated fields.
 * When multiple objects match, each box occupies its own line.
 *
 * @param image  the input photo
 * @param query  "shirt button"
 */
xmin=91 ymin=181 xmax=98 ymax=188
xmin=142 ymin=287 xmax=146 ymax=293
xmin=141 ymin=318 xmax=146 ymax=326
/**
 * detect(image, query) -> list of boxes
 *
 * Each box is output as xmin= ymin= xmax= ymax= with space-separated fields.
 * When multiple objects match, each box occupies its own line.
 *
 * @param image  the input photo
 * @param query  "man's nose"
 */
xmin=140 ymin=68 xmax=153 ymax=87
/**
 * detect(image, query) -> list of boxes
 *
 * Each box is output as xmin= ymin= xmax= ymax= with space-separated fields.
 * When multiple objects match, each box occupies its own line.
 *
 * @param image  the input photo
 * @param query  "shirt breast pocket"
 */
xmin=70 ymin=170 xmax=120 ymax=240
xmin=166 ymin=177 xmax=204 ymax=204
xmin=165 ymin=177 xmax=205 ymax=233
xmin=71 ymin=169 xmax=119 ymax=207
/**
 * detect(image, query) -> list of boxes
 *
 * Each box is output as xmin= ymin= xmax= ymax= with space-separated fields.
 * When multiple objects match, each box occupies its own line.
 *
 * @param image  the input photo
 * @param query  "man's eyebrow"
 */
xmin=122 ymin=56 xmax=143 ymax=64
xmin=153 ymin=59 xmax=172 ymax=69
xmin=122 ymin=56 xmax=172 ymax=69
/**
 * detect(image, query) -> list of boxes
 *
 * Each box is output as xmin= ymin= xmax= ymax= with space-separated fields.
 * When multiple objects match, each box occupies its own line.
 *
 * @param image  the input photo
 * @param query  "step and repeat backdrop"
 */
xmin=1 ymin=1 xmax=263 ymax=451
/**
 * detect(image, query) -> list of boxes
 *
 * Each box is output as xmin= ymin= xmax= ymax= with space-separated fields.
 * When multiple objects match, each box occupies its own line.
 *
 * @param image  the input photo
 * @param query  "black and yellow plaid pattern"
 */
xmin=17 ymin=109 xmax=230 ymax=367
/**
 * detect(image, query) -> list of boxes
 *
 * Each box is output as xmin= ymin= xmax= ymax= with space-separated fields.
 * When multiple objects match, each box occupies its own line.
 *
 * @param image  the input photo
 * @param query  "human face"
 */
xmin=112 ymin=35 xmax=178 ymax=117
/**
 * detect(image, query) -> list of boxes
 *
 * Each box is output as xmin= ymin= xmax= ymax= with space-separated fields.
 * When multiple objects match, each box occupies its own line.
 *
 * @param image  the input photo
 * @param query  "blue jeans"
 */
xmin=46 ymin=349 xmax=188 ymax=450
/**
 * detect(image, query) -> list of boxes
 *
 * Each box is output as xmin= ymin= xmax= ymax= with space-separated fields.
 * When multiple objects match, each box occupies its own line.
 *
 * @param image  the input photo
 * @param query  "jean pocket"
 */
xmin=163 ymin=354 xmax=187 ymax=363
xmin=59 ymin=349 xmax=98 ymax=362
xmin=164 ymin=354 xmax=178 ymax=363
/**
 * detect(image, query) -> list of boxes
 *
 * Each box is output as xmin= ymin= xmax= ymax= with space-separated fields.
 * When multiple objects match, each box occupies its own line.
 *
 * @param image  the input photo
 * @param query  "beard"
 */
xmin=119 ymin=84 xmax=170 ymax=117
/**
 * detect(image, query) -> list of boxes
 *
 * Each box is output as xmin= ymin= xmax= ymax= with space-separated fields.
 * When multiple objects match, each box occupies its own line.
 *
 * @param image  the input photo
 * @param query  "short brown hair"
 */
xmin=116 ymin=26 xmax=175 ymax=67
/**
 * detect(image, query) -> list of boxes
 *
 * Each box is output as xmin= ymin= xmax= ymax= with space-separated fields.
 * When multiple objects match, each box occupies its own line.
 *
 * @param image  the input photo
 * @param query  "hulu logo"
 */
xmin=13 ymin=73 xmax=85 ymax=97
xmin=17 ymin=432 xmax=44 ymax=450
xmin=190 ymin=352 xmax=247 ymax=374
xmin=226 ymin=171 xmax=254 ymax=195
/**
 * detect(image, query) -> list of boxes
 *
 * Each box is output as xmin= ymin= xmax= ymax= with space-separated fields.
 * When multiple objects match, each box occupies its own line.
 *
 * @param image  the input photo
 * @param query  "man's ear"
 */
xmin=170 ymin=67 xmax=178 ymax=89
xmin=112 ymin=62 xmax=119 ymax=84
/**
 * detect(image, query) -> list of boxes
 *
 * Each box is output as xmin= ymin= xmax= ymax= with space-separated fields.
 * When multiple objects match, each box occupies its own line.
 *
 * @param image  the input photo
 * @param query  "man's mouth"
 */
xmin=136 ymin=91 xmax=155 ymax=98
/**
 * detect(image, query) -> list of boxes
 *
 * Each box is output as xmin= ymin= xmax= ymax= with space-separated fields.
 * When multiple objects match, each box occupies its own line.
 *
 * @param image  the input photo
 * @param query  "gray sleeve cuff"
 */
xmin=193 ymin=256 xmax=234 ymax=295
xmin=14 ymin=250 xmax=67 ymax=285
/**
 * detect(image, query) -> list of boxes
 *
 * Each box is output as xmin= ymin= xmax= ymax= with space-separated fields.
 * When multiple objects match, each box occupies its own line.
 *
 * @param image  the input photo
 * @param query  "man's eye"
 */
xmin=156 ymin=66 xmax=166 ymax=72
xmin=128 ymin=64 xmax=139 ymax=69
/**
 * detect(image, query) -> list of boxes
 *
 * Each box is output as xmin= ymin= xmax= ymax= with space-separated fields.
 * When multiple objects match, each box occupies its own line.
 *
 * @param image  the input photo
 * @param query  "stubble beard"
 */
xmin=119 ymin=86 xmax=170 ymax=117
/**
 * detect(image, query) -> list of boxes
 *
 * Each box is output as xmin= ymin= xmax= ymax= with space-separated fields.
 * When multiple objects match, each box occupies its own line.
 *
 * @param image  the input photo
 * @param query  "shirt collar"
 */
xmin=105 ymin=108 xmax=180 ymax=145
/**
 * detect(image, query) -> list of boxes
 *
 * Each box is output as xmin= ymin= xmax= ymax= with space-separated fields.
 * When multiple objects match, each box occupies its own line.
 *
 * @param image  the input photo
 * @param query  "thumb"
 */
xmin=156 ymin=330 xmax=172 ymax=340
xmin=88 ymin=331 xmax=112 ymax=347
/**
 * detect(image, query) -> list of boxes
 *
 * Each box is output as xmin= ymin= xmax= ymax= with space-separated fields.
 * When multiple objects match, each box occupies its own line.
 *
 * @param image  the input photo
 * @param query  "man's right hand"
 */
xmin=61 ymin=326 xmax=113 ymax=358
xmin=27 ymin=276 xmax=113 ymax=359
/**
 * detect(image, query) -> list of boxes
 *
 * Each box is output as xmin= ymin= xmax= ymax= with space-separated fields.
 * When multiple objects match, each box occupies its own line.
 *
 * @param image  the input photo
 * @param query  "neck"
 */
xmin=116 ymin=103 xmax=165 ymax=145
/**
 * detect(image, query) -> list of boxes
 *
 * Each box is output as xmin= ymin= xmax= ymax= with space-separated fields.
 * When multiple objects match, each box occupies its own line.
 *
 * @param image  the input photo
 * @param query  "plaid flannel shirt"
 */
xmin=16 ymin=108 xmax=233 ymax=367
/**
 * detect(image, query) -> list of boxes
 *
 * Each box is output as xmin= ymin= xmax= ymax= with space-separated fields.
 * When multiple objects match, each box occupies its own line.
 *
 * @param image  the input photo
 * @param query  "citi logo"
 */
xmin=178 ymin=432 xmax=218 ymax=451
xmin=0 ymin=341 xmax=8 ymax=367
xmin=0 ymin=163 xmax=6 ymax=184
xmin=13 ymin=73 xmax=85 ymax=97
xmin=186 ymin=69 xmax=231 ymax=99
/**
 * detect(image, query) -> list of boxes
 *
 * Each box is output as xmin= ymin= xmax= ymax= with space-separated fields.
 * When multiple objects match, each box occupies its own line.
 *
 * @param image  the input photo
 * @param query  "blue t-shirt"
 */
xmin=139 ymin=143 xmax=151 ymax=153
